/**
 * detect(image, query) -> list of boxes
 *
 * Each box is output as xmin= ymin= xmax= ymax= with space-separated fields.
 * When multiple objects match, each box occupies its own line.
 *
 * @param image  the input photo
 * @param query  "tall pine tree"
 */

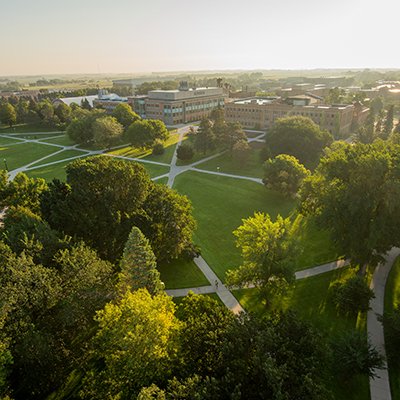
xmin=118 ymin=227 xmax=164 ymax=295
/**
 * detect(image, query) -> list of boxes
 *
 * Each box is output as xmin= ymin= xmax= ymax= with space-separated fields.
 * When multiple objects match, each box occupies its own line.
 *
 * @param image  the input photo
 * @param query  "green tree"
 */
xmin=66 ymin=108 xmax=105 ymax=144
xmin=41 ymin=156 xmax=152 ymax=261
xmin=220 ymin=122 xmax=247 ymax=153
xmin=0 ymin=103 xmax=17 ymax=127
xmin=112 ymin=103 xmax=140 ymax=128
xmin=176 ymin=143 xmax=194 ymax=161
xmin=54 ymin=102 xmax=71 ymax=124
xmin=263 ymin=154 xmax=310 ymax=197
xmin=125 ymin=119 xmax=169 ymax=148
xmin=194 ymin=119 xmax=216 ymax=154
xmin=0 ymin=172 xmax=47 ymax=213
xmin=232 ymin=139 xmax=251 ymax=166
xmin=300 ymin=141 xmax=400 ymax=271
xmin=265 ymin=116 xmax=333 ymax=166
xmin=118 ymin=227 xmax=164 ymax=295
xmin=92 ymin=115 xmax=123 ymax=148
xmin=176 ymin=293 xmax=235 ymax=377
xmin=226 ymin=212 xmax=296 ymax=305
xmin=81 ymin=289 xmax=180 ymax=400
xmin=382 ymin=105 xmax=395 ymax=139
xmin=138 ymin=183 xmax=196 ymax=262
xmin=332 ymin=332 xmax=384 ymax=379
xmin=331 ymin=276 xmax=375 ymax=314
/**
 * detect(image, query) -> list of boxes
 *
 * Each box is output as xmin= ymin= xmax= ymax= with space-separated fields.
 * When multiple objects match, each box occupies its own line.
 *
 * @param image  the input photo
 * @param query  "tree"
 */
xmin=0 ymin=103 xmax=17 ymax=127
xmin=370 ymin=96 xmax=384 ymax=115
xmin=92 ymin=115 xmax=123 ymax=148
xmin=80 ymin=289 xmax=179 ymax=400
xmin=219 ymin=312 xmax=331 ymax=399
xmin=225 ymin=212 xmax=296 ymax=305
xmin=176 ymin=293 xmax=235 ymax=377
xmin=41 ymin=156 xmax=152 ymax=261
xmin=265 ymin=116 xmax=333 ymax=166
xmin=300 ymin=141 xmax=400 ymax=271
xmin=263 ymin=154 xmax=310 ymax=197
xmin=382 ymin=105 xmax=394 ymax=139
xmin=381 ymin=306 xmax=400 ymax=366
xmin=331 ymin=276 xmax=375 ymax=314
xmin=112 ymin=103 xmax=140 ymax=128
xmin=219 ymin=122 xmax=246 ymax=152
xmin=0 ymin=172 xmax=47 ymax=213
xmin=194 ymin=119 xmax=216 ymax=154
xmin=137 ymin=183 xmax=196 ymax=262
xmin=125 ymin=119 xmax=169 ymax=148
xmin=152 ymin=141 xmax=165 ymax=155
xmin=118 ymin=227 xmax=164 ymax=295
xmin=232 ymin=139 xmax=251 ymax=166
xmin=176 ymin=143 xmax=194 ymax=161
xmin=332 ymin=332 xmax=384 ymax=379
xmin=54 ymin=102 xmax=71 ymax=124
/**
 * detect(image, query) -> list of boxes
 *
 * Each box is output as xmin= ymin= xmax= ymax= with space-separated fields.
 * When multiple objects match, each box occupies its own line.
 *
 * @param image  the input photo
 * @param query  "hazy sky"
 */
xmin=1 ymin=0 xmax=399 ymax=76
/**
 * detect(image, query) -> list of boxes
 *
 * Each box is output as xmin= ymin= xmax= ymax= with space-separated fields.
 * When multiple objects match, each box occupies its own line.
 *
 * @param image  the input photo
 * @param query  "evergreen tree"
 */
xmin=194 ymin=119 xmax=216 ymax=154
xmin=118 ymin=227 xmax=164 ymax=295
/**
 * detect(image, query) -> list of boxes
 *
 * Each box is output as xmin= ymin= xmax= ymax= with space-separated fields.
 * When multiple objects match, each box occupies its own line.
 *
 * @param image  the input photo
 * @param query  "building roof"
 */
xmin=56 ymin=95 xmax=98 ymax=107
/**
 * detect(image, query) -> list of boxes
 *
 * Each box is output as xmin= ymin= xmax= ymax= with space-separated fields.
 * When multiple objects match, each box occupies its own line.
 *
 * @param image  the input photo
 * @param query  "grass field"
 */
xmin=134 ymin=161 xmax=170 ymax=178
xmin=26 ymin=160 xmax=71 ymax=181
xmin=106 ymin=133 xmax=183 ymax=164
xmin=40 ymin=134 xmax=76 ymax=146
xmin=384 ymin=256 xmax=400 ymax=400
xmin=0 ymin=142 xmax=59 ymax=170
xmin=173 ymin=171 xmax=295 ymax=280
xmin=158 ymin=258 xmax=209 ymax=289
xmin=196 ymin=141 xmax=265 ymax=178
xmin=0 ymin=123 xmax=61 ymax=133
xmin=234 ymin=266 xmax=370 ymax=400
xmin=0 ymin=136 xmax=22 ymax=146
xmin=31 ymin=149 xmax=86 ymax=167
xmin=173 ymin=171 xmax=339 ymax=279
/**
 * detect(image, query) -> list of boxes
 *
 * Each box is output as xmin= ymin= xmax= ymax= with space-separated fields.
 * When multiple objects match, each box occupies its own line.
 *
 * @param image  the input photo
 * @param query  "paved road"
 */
xmin=368 ymin=247 xmax=400 ymax=400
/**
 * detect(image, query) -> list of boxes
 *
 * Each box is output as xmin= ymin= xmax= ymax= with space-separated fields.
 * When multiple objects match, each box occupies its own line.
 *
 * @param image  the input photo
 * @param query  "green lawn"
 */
xmin=30 ymin=149 xmax=86 ymax=167
xmin=0 ymin=123 xmax=61 ymax=133
xmin=106 ymin=133 xmax=183 ymax=165
xmin=384 ymin=256 xmax=400 ymax=400
xmin=234 ymin=266 xmax=370 ymax=400
xmin=25 ymin=160 xmax=73 ymax=181
xmin=40 ymin=134 xmax=76 ymax=146
xmin=0 ymin=136 xmax=22 ymax=146
xmin=195 ymin=141 xmax=265 ymax=178
xmin=0 ymin=142 xmax=59 ymax=170
xmin=153 ymin=176 xmax=169 ymax=185
xmin=158 ymin=258 xmax=209 ymax=289
xmin=293 ymin=214 xmax=342 ymax=270
xmin=173 ymin=171 xmax=295 ymax=280
xmin=134 ymin=161 xmax=170 ymax=178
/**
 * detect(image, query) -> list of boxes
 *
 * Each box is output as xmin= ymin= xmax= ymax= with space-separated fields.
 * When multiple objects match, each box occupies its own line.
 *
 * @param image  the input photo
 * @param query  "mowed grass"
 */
xmin=234 ymin=266 xmax=370 ymax=400
xmin=158 ymin=258 xmax=209 ymax=289
xmin=0 ymin=136 xmax=22 ymax=146
xmin=25 ymin=160 xmax=71 ymax=181
xmin=107 ymin=133 xmax=183 ymax=164
xmin=0 ymin=142 xmax=59 ymax=170
xmin=173 ymin=171 xmax=295 ymax=280
xmin=0 ymin=123 xmax=60 ymax=133
xmin=134 ymin=161 xmax=170 ymax=178
xmin=196 ymin=141 xmax=265 ymax=178
xmin=31 ymin=149 xmax=86 ymax=167
xmin=384 ymin=256 xmax=400 ymax=400
xmin=40 ymin=134 xmax=76 ymax=146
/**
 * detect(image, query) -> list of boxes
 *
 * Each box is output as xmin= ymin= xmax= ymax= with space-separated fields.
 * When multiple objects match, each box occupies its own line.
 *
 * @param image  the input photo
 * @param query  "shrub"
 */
xmin=152 ymin=142 xmax=165 ymax=155
xmin=177 ymin=143 xmax=194 ymax=161
xmin=331 ymin=276 xmax=374 ymax=314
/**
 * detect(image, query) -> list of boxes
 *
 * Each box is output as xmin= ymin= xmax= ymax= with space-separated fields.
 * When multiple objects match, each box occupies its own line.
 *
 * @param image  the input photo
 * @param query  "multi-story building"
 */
xmin=92 ymin=90 xmax=128 ymax=113
xmin=225 ymin=96 xmax=369 ymax=137
xmin=143 ymin=85 xmax=225 ymax=125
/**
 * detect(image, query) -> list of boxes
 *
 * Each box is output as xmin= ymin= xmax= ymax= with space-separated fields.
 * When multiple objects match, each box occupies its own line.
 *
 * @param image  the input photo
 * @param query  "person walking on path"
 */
xmin=215 ymin=280 xmax=219 ymax=290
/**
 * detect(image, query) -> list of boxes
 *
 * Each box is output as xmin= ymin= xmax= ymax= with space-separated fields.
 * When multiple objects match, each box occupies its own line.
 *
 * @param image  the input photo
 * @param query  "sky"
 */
xmin=1 ymin=0 xmax=399 ymax=76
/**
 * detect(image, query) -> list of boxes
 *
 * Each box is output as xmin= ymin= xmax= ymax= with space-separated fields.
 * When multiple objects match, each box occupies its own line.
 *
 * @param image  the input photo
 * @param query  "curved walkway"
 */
xmin=368 ymin=247 xmax=400 ymax=400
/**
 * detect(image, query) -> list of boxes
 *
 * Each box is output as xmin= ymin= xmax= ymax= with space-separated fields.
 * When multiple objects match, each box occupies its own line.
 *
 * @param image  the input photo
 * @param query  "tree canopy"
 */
xmin=265 ymin=116 xmax=333 ymax=166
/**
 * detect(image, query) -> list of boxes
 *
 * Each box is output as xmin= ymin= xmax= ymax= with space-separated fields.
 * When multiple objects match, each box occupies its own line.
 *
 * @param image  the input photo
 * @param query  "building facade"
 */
xmin=143 ymin=87 xmax=225 ymax=125
xmin=225 ymin=96 xmax=369 ymax=137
